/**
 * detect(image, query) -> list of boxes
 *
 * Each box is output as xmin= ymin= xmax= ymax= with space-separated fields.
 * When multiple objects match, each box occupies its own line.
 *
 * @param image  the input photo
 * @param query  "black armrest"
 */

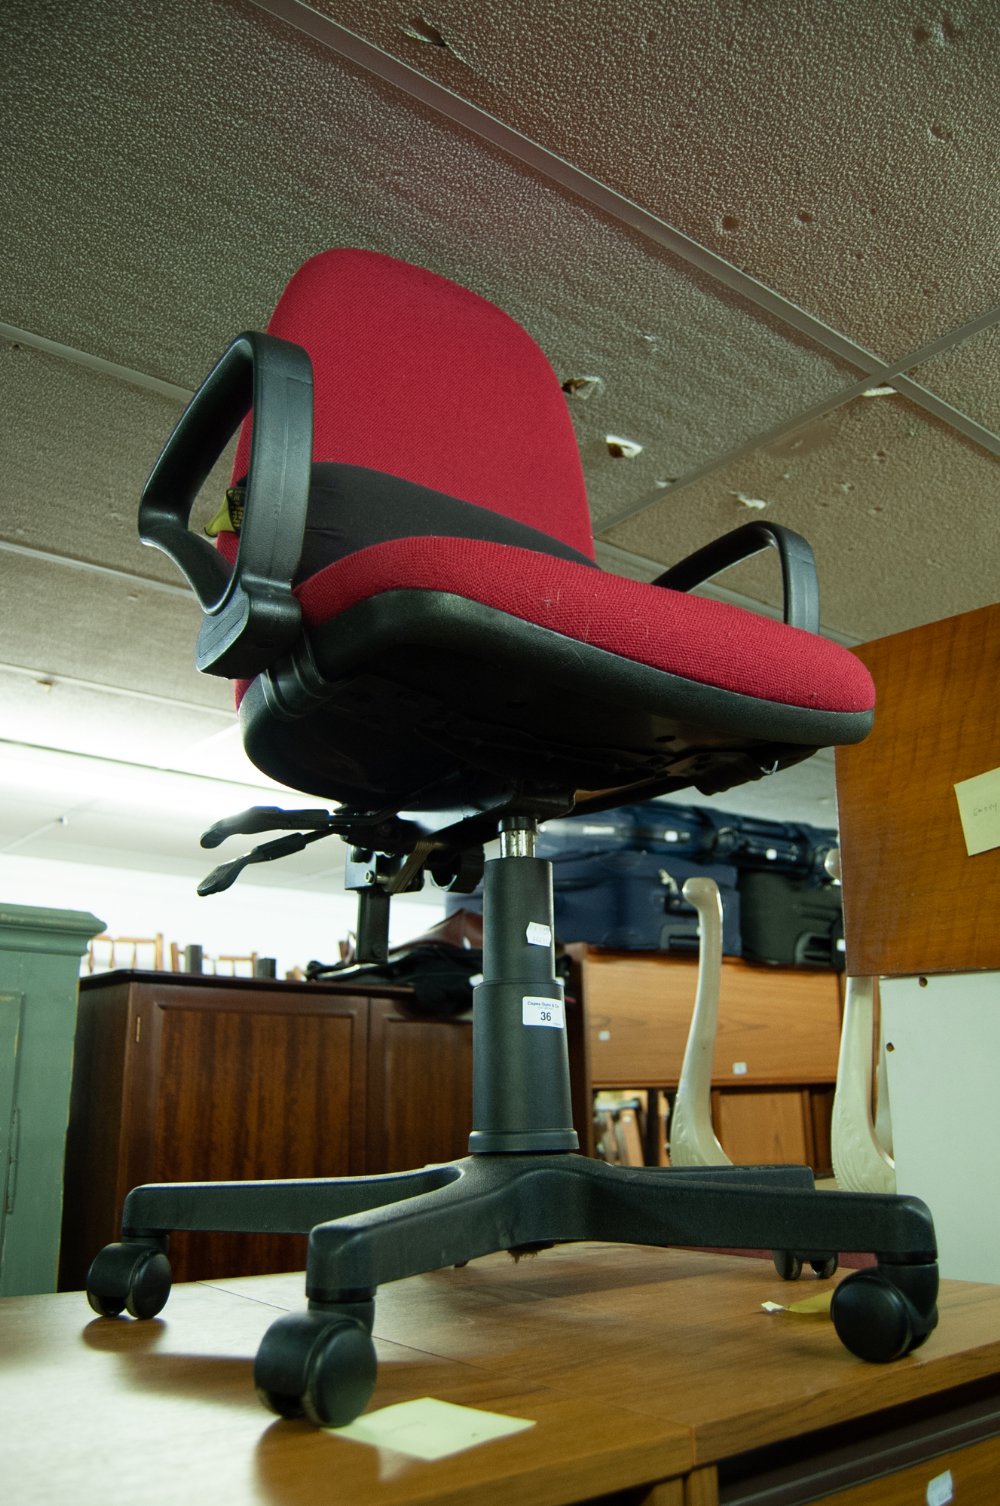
xmin=650 ymin=522 xmax=820 ymax=634
xmin=138 ymin=331 xmax=314 ymax=677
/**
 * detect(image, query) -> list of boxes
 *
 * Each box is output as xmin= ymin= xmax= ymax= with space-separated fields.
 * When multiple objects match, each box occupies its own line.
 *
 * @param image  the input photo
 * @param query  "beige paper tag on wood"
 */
xmin=954 ymin=766 xmax=1000 ymax=856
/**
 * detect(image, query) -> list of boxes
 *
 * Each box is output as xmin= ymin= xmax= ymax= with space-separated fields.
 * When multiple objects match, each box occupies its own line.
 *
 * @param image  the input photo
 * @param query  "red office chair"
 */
xmin=87 ymin=249 xmax=937 ymax=1424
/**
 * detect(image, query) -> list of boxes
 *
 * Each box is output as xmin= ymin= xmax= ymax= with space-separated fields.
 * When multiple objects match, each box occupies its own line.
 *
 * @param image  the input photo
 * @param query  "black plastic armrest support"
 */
xmin=138 ymin=331 xmax=314 ymax=677
xmin=650 ymin=522 xmax=821 ymax=634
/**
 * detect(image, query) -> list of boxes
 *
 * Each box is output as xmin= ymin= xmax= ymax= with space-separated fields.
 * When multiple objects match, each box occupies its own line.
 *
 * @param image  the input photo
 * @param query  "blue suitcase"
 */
xmin=548 ymin=849 xmax=742 ymax=955
xmin=536 ymin=801 xmax=722 ymax=860
xmin=445 ymin=847 xmax=742 ymax=955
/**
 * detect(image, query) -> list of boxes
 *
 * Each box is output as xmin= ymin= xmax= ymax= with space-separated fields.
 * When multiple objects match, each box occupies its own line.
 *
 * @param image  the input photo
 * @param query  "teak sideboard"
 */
xmin=59 ymin=970 xmax=486 ymax=1287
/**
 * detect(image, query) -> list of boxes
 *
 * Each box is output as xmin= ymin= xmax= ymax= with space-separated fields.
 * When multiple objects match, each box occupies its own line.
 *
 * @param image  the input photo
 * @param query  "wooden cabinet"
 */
xmin=0 ymin=904 xmax=104 ymax=1295
xmin=570 ymin=947 xmax=842 ymax=1170
xmin=59 ymin=972 xmax=474 ymax=1288
xmin=809 ymin=1435 xmax=1000 ymax=1506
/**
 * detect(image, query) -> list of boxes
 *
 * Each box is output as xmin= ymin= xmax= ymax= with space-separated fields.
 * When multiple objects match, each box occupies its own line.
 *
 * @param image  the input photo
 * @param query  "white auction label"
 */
xmin=926 ymin=1470 xmax=953 ymax=1506
xmin=525 ymin=922 xmax=552 ymax=947
xmin=522 ymin=996 xmax=565 ymax=1029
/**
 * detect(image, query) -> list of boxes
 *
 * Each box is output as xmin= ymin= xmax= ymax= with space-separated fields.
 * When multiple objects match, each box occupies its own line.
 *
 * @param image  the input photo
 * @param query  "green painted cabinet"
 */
xmin=0 ymin=903 xmax=104 ymax=1296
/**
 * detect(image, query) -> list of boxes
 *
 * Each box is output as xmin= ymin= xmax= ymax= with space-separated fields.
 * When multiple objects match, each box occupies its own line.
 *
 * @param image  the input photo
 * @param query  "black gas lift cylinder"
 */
xmin=469 ymin=817 xmax=578 ymax=1155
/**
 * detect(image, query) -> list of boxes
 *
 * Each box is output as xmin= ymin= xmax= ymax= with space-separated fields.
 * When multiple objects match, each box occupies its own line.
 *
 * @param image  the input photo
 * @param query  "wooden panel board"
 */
xmin=581 ymin=951 xmax=841 ymax=1089
xmin=29 ymin=1247 xmax=1000 ymax=1503
xmin=711 ymin=1088 xmax=811 ymax=1166
xmin=820 ymin=1434 xmax=1000 ymax=1506
xmin=367 ymin=1000 xmax=473 ymax=1172
xmin=149 ymin=994 xmax=366 ymax=1280
xmin=836 ymin=603 xmax=1000 ymax=976
xmin=2 ymin=1273 xmax=692 ymax=1506
xmin=224 ymin=1247 xmax=1000 ymax=1470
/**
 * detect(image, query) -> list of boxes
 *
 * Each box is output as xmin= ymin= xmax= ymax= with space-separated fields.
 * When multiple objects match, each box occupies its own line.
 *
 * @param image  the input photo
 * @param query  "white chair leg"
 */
xmin=669 ymin=877 xmax=730 ymax=1167
xmin=874 ymin=1023 xmax=894 ymax=1159
xmin=831 ymin=974 xmax=896 ymax=1193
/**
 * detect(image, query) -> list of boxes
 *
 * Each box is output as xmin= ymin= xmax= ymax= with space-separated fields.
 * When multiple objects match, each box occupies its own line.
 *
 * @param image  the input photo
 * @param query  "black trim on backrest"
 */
xmin=281 ymin=463 xmax=598 ymax=583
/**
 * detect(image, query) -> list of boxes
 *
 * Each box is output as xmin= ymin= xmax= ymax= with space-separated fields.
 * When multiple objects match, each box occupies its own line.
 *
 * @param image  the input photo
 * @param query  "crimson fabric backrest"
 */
xmin=231 ymin=248 xmax=595 ymax=560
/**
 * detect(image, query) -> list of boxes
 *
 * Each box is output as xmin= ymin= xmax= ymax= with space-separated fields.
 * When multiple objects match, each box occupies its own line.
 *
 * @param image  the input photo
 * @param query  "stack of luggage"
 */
xmin=448 ymin=800 xmax=844 ymax=969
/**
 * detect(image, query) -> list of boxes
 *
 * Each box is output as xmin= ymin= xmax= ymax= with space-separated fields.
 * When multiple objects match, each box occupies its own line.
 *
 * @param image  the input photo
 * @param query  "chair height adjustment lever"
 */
xmin=197 ymin=830 xmax=332 ymax=895
xmin=200 ymin=806 xmax=337 ymax=849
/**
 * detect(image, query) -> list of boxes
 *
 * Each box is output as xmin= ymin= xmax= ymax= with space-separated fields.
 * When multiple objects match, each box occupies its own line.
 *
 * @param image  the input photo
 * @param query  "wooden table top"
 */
xmin=5 ymin=1245 xmax=1000 ymax=1506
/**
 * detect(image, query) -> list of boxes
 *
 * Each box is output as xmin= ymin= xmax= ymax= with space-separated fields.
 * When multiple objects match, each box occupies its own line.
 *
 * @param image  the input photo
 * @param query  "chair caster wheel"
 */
xmin=831 ymin=1265 xmax=939 ymax=1362
xmin=773 ymin=1250 xmax=803 ymax=1281
xmin=255 ymin=1309 xmax=377 ymax=1426
xmin=86 ymin=1242 xmax=172 ymax=1319
xmin=772 ymin=1251 xmax=837 ymax=1281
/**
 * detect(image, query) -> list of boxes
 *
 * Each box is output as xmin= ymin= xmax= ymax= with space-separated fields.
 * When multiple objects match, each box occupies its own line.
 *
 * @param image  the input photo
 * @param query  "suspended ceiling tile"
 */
xmin=4 ymin=0 xmax=855 ymax=473
xmin=4 ymin=817 xmax=229 ymax=881
xmin=558 ymin=262 xmax=860 ymax=530
xmin=8 ymin=808 xmax=348 ymax=887
xmin=0 ymin=669 xmax=230 ymax=770
xmin=0 ymin=793 xmax=69 ymax=850
xmin=603 ymin=396 xmax=1000 ymax=641
xmin=0 ymin=551 xmax=228 ymax=706
xmin=324 ymin=0 xmax=1000 ymax=356
xmin=2 ymin=1 xmax=874 ymax=562
xmin=0 ymin=339 xmax=221 ymax=581
xmin=909 ymin=321 xmax=1000 ymax=433
xmin=18 ymin=805 xmax=242 ymax=869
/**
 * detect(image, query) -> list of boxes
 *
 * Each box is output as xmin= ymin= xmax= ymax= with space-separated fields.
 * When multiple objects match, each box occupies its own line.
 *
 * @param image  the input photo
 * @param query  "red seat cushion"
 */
xmin=223 ymin=249 xmax=874 ymax=722
xmin=295 ymin=537 xmax=875 ymax=714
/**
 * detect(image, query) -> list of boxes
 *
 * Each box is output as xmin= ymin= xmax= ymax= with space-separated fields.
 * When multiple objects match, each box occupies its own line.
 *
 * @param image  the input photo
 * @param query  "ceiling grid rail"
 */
xmin=597 ymin=305 xmax=1000 ymax=530
xmin=248 ymin=0 xmax=1000 ymax=483
xmin=0 ymin=322 xmax=193 ymax=403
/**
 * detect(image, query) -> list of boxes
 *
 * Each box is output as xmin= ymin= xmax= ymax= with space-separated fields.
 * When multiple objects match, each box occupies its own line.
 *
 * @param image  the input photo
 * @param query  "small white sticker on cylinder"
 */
xmin=522 ymin=996 xmax=565 ymax=1029
xmin=526 ymin=922 xmax=552 ymax=947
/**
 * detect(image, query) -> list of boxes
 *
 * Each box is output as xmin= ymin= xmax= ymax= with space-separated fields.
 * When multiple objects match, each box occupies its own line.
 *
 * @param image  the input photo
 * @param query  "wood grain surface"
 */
xmin=579 ymin=952 xmax=841 ymax=1088
xmin=836 ymin=604 xmax=1000 ymax=976
xmin=20 ymin=1243 xmax=1000 ymax=1505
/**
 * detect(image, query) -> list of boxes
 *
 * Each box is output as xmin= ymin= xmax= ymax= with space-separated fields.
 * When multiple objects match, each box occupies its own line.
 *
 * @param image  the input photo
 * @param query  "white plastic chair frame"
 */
xmin=668 ymin=861 xmax=895 ymax=1192
xmin=831 ymin=974 xmax=896 ymax=1194
xmin=668 ymin=876 xmax=731 ymax=1168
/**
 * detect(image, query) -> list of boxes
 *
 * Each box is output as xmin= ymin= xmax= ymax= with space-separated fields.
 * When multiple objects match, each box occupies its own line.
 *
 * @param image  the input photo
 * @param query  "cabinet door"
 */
xmin=146 ymin=986 xmax=368 ymax=1280
xmin=366 ymin=999 xmax=473 ymax=1173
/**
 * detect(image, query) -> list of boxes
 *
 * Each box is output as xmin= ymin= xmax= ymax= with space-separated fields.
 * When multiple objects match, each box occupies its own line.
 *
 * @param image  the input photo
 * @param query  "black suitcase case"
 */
xmin=737 ymin=869 xmax=844 ymax=970
xmin=713 ymin=814 xmax=838 ymax=880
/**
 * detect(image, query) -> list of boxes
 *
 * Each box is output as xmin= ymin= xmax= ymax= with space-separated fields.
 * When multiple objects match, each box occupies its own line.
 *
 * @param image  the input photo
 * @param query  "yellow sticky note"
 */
xmin=954 ymin=767 xmax=1000 ymax=856
xmin=327 ymin=1397 xmax=536 ymax=1460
